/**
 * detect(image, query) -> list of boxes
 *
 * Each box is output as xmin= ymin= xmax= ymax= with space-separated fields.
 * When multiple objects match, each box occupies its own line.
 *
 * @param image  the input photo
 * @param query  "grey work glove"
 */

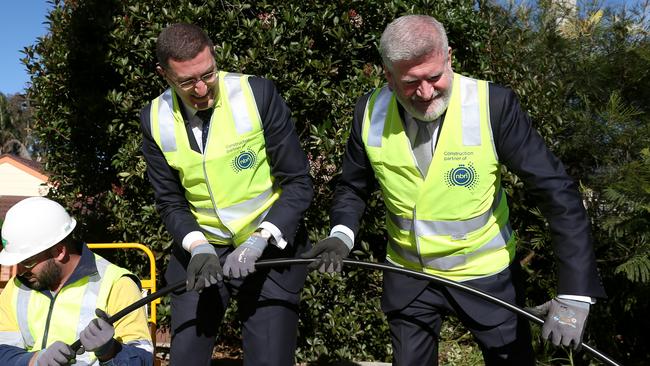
xmin=300 ymin=235 xmax=351 ymax=273
xmin=79 ymin=309 xmax=116 ymax=358
xmin=35 ymin=341 xmax=75 ymax=366
xmin=187 ymin=243 xmax=223 ymax=292
xmin=223 ymin=235 xmax=268 ymax=279
xmin=529 ymin=298 xmax=590 ymax=350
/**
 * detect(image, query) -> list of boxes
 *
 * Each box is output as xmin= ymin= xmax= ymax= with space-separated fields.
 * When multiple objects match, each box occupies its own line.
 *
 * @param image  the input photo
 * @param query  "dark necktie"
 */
xmin=413 ymin=120 xmax=433 ymax=177
xmin=196 ymin=109 xmax=213 ymax=151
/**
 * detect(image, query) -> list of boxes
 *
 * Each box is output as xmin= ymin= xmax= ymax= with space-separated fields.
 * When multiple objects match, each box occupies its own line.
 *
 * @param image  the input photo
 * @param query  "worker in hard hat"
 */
xmin=0 ymin=197 xmax=153 ymax=366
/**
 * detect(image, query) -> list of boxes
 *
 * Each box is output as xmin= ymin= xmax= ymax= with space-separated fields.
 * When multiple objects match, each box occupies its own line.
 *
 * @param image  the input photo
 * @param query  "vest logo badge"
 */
xmin=232 ymin=149 xmax=257 ymax=172
xmin=445 ymin=163 xmax=478 ymax=189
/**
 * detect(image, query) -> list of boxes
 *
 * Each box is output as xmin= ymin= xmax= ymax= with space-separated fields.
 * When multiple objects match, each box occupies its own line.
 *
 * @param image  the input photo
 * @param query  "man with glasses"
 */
xmin=140 ymin=23 xmax=312 ymax=365
xmin=0 ymin=197 xmax=153 ymax=365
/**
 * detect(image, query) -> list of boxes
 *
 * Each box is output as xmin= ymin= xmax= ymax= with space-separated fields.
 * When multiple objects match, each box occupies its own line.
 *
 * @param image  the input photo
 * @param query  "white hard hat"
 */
xmin=0 ymin=197 xmax=76 ymax=266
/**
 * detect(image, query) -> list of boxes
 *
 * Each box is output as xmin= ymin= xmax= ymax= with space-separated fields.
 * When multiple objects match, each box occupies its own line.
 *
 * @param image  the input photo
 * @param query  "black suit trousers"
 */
xmin=165 ymin=225 xmax=310 ymax=366
xmin=383 ymin=262 xmax=535 ymax=366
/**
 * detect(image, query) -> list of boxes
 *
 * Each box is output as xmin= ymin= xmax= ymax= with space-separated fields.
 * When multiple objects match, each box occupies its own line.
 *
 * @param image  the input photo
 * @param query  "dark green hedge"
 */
xmin=23 ymin=0 xmax=650 ymax=364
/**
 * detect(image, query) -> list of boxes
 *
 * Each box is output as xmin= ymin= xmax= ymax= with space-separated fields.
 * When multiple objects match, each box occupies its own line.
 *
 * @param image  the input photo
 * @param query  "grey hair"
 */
xmin=379 ymin=15 xmax=448 ymax=71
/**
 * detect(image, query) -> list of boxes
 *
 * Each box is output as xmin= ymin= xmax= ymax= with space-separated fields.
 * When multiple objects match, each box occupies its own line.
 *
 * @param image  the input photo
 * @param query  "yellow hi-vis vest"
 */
xmin=149 ymin=71 xmax=280 ymax=246
xmin=4 ymin=255 xmax=138 ymax=365
xmin=362 ymin=73 xmax=515 ymax=281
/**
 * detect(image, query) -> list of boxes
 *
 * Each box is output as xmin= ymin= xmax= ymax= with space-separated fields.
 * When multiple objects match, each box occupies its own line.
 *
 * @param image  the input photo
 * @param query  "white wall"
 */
xmin=0 ymin=162 xmax=49 ymax=196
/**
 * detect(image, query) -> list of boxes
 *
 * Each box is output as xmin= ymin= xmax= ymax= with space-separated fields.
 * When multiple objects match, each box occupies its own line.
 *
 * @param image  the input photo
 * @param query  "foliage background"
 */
xmin=3 ymin=0 xmax=648 ymax=364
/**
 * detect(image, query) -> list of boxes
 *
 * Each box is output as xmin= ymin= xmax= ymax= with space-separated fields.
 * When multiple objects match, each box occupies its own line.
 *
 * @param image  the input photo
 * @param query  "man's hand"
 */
xmin=35 ymin=341 xmax=75 ymax=366
xmin=300 ymin=236 xmax=351 ymax=273
xmin=79 ymin=309 xmax=116 ymax=360
xmin=529 ymin=298 xmax=590 ymax=350
xmin=187 ymin=243 xmax=223 ymax=292
xmin=223 ymin=235 xmax=268 ymax=279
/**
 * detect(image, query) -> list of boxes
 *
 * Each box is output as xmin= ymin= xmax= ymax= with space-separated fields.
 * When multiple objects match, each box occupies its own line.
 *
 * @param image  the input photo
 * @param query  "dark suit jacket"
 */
xmin=330 ymin=81 xmax=606 ymax=312
xmin=140 ymin=76 xmax=313 ymax=261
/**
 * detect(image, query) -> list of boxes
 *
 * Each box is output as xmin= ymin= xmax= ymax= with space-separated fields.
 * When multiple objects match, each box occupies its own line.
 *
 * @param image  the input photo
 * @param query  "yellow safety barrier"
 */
xmin=87 ymin=243 xmax=160 ymax=347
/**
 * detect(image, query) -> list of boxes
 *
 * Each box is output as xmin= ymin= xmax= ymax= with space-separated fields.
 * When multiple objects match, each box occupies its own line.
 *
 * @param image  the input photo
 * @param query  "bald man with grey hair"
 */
xmin=303 ymin=13 xmax=606 ymax=366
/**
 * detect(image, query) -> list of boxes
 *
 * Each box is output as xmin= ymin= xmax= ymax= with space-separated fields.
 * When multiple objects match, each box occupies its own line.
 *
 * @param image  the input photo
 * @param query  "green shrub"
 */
xmin=23 ymin=0 xmax=649 ymax=364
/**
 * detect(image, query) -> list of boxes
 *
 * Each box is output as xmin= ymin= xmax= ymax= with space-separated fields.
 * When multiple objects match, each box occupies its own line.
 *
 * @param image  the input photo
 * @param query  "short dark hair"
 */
xmin=156 ymin=23 xmax=215 ymax=69
xmin=60 ymin=237 xmax=83 ymax=255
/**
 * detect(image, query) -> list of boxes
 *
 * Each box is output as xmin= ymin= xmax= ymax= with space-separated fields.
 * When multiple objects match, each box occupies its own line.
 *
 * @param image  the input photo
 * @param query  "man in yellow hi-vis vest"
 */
xmin=0 ymin=197 xmax=153 ymax=366
xmin=140 ymin=23 xmax=312 ymax=366
xmin=302 ymin=15 xmax=606 ymax=365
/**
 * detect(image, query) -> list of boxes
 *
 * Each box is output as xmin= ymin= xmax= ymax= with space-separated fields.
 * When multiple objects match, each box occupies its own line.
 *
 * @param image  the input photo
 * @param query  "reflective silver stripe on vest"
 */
xmin=155 ymin=89 xmax=178 ymax=152
xmin=16 ymin=282 xmax=34 ymax=348
xmin=200 ymin=224 xmax=232 ymax=239
xmin=217 ymin=188 xmax=272 ymax=223
xmin=127 ymin=339 xmax=155 ymax=353
xmin=201 ymin=205 xmax=271 ymax=241
xmin=195 ymin=188 xmax=274 ymax=239
xmin=367 ymin=86 xmax=392 ymax=147
xmin=224 ymin=74 xmax=254 ymax=134
xmin=390 ymin=223 xmax=512 ymax=271
xmin=460 ymin=76 xmax=481 ymax=146
xmin=194 ymin=188 xmax=273 ymax=223
xmin=390 ymin=190 xmax=503 ymax=239
xmin=0 ymin=331 xmax=24 ymax=348
xmin=73 ymin=356 xmax=94 ymax=365
xmin=75 ymin=257 xmax=110 ymax=340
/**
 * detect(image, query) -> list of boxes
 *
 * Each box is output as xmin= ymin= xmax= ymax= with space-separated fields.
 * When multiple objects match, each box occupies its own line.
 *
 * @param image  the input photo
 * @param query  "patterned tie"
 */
xmin=413 ymin=120 xmax=433 ymax=177
xmin=196 ymin=109 xmax=213 ymax=151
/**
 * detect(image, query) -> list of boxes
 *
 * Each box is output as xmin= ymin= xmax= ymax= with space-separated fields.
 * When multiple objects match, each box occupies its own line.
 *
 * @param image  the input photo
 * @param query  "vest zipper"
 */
xmin=41 ymin=291 xmax=59 ymax=349
xmin=202 ymin=153 xmax=234 ymax=238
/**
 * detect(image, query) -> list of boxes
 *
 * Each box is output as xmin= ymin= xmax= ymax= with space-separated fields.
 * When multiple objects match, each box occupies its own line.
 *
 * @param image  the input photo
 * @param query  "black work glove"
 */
xmin=186 ymin=243 xmax=223 ymax=292
xmin=35 ymin=341 xmax=75 ymax=366
xmin=300 ymin=235 xmax=351 ymax=273
xmin=529 ymin=298 xmax=590 ymax=350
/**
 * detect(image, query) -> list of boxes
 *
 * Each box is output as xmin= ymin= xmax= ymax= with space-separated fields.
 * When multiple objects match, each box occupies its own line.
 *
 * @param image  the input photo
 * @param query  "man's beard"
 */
xmin=21 ymin=259 xmax=62 ymax=291
xmin=398 ymin=87 xmax=451 ymax=122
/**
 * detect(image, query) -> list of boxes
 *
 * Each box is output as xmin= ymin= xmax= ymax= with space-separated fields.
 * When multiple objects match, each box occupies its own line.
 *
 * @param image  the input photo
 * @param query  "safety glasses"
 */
xmin=20 ymin=250 xmax=53 ymax=269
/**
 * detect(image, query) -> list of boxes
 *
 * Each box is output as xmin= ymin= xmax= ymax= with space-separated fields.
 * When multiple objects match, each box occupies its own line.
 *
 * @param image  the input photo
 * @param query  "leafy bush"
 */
xmin=22 ymin=0 xmax=649 ymax=364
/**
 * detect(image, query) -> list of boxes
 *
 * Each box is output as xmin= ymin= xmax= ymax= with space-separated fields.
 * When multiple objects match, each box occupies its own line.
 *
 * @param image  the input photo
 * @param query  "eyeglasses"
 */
xmin=170 ymin=68 xmax=218 ymax=91
xmin=20 ymin=251 xmax=52 ymax=269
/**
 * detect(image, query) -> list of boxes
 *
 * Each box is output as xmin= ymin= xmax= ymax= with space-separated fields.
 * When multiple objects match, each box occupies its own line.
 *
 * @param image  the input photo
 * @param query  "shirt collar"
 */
xmin=180 ymin=98 xmax=198 ymax=120
xmin=175 ymin=89 xmax=220 ymax=122
xmin=403 ymin=111 xmax=439 ymax=145
xmin=67 ymin=243 xmax=99 ymax=284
